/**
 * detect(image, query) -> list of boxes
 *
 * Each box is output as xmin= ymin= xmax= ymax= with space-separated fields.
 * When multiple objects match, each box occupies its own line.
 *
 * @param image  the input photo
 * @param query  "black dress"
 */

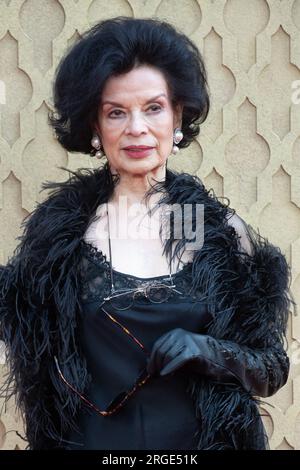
xmin=64 ymin=239 xmax=212 ymax=450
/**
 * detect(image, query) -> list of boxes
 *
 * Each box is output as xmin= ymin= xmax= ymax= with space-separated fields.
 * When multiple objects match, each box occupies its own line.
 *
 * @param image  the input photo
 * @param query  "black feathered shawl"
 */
xmin=0 ymin=162 xmax=296 ymax=449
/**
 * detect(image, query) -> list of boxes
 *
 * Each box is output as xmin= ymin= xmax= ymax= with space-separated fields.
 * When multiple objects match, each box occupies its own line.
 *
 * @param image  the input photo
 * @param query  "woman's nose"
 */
xmin=125 ymin=112 xmax=148 ymax=135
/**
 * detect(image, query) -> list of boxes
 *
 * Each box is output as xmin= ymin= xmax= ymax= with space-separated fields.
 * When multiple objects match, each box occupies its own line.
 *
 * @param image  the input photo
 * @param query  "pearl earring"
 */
xmin=91 ymin=133 xmax=105 ymax=159
xmin=171 ymin=128 xmax=183 ymax=155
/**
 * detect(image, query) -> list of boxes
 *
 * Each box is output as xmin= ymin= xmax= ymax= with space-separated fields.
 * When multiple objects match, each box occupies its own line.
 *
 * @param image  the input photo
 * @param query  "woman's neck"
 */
xmin=109 ymin=167 xmax=166 ymax=209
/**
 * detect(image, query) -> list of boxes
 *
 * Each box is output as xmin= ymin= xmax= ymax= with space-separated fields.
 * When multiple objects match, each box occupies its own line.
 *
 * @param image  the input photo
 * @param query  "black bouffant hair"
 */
xmin=48 ymin=16 xmax=210 ymax=154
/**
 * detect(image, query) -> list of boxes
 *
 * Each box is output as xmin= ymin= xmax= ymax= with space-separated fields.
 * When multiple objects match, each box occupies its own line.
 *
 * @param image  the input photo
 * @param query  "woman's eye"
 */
xmin=148 ymin=105 xmax=161 ymax=112
xmin=108 ymin=110 xmax=124 ymax=118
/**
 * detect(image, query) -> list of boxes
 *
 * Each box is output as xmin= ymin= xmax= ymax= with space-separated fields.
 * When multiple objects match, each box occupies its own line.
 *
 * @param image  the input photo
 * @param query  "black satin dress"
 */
xmin=64 ymin=239 xmax=212 ymax=450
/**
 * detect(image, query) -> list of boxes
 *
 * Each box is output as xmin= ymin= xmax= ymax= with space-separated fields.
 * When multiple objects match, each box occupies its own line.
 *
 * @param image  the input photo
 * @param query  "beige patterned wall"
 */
xmin=0 ymin=0 xmax=299 ymax=451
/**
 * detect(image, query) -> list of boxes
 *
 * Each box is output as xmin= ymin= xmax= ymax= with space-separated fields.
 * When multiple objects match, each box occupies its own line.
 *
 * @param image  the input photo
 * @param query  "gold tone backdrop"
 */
xmin=0 ymin=0 xmax=299 ymax=450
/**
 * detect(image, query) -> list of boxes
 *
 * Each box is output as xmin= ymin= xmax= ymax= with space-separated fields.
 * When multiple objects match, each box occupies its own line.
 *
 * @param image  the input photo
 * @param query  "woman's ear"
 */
xmin=93 ymin=124 xmax=101 ymax=138
xmin=173 ymin=103 xmax=183 ymax=129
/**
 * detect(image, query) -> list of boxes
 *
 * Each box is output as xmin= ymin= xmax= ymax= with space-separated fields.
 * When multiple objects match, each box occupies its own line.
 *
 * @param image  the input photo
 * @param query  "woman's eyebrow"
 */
xmin=101 ymin=93 xmax=167 ymax=107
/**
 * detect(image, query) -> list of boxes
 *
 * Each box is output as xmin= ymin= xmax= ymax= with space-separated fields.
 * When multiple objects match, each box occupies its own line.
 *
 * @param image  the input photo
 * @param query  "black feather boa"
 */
xmin=0 ymin=162 xmax=296 ymax=449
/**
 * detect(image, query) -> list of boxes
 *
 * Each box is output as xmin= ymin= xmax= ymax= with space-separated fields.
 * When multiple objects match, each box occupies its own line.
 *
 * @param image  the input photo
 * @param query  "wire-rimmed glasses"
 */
xmin=103 ymin=280 xmax=184 ymax=311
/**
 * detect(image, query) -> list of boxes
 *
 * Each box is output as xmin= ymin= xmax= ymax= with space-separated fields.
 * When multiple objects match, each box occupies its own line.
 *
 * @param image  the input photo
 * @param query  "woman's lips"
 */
xmin=123 ymin=147 xmax=155 ymax=158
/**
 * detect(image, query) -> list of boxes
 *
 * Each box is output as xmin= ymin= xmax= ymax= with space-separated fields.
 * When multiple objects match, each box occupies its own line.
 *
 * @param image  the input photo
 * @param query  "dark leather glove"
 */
xmin=146 ymin=328 xmax=290 ymax=398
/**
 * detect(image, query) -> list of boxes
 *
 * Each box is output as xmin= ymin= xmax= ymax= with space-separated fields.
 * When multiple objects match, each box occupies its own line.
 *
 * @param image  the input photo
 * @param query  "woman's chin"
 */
xmin=117 ymin=160 xmax=166 ymax=176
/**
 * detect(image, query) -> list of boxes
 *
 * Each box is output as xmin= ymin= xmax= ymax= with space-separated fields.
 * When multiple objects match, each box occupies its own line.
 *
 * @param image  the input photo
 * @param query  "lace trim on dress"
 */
xmin=79 ymin=238 xmax=204 ymax=304
xmin=81 ymin=238 xmax=111 ymax=272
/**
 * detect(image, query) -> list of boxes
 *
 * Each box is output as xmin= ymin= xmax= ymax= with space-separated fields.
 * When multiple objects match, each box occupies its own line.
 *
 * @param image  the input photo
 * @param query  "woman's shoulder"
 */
xmin=225 ymin=211 xmax=254 ymax=256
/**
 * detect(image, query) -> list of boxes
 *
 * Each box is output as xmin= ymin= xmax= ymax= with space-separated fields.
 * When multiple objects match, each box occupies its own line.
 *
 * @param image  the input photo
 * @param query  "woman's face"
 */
xmin=95 ymin=65 xmax=183 ymax=176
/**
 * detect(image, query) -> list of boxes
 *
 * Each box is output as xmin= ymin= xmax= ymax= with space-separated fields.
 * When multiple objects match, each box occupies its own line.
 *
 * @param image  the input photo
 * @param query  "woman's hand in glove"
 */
xmin=146 ymin=327 xmax=290 ymax=397
xmin=146 ymin=328 xmax=206 ymax=377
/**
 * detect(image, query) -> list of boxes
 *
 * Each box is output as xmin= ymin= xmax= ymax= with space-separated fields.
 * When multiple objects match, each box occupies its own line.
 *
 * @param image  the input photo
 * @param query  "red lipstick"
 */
xmin=123 ymin=145 xmax=155 ymax=158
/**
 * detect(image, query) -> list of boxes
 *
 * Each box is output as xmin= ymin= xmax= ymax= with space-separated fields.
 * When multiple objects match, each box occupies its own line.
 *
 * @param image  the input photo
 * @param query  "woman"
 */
xmin=0 ymin=17 xmax=296 ymax=450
